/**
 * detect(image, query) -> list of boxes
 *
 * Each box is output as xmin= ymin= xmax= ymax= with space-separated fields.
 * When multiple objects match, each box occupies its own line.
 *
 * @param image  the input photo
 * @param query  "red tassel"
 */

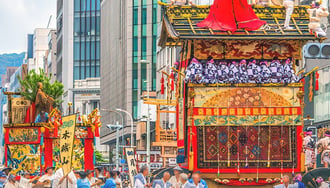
xmin=160 ymin=76 xmax=165 ymax=95
xmin=95 ymin=126 xmax=100 ymax=137
xmin=170 ymin=73 xmax=175 ymax=91
xmin=78 ymin=116 xmax=81 ymax=122
xmin=315 ymin=71 xmax=319 ymax=91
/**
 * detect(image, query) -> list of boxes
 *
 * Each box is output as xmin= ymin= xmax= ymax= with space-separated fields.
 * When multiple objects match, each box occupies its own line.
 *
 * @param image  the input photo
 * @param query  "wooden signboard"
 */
xmin=11 ymin=98 xmax=30 ymax=124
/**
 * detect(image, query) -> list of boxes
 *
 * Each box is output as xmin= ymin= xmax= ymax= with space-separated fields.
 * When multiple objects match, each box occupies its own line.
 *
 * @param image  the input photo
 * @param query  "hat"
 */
xmin=86 ymin=169 xmax=94 ymax=175
xmin=0 ymin=166 xmax=12 ymax=172
xmin=94 ymin=166 xmax=102 ymax=172
xmin=44 ymin=166 xmax=54 ymax=173
xmin=0 ymin=172 xmax=6 ymax=178
xmin=173 ymin=166 xmax=183 ymax=172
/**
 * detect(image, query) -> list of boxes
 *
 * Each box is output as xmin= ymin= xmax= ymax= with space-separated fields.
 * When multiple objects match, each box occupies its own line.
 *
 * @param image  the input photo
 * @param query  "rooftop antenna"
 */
xmin=46 ymin=15 xmax=52 ymax=29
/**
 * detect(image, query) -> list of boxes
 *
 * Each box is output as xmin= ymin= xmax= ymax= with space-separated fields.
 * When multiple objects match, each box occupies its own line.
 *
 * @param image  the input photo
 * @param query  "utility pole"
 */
xmin=116 ymin=121 xmax=120 ymax=170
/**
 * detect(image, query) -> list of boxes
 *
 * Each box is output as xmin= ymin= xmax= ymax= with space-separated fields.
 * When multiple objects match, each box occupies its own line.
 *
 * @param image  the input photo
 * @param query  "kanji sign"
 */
xmin=59 ymin=115 xmax=76 ymax=176
xmin=125 ymin=147 xmax=137 ymax=187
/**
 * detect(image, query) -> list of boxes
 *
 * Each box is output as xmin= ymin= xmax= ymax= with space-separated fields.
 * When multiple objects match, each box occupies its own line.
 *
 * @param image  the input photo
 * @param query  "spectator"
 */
xmin=0 ymin=172 xmax=7 ymax=188
xmin=293 ymin=174 xmax=305 ymax=188
xmin=169 ymin=166 xmax=183 ymax=188
xmin=152 ymin=172 xmax=172 ymax=188
xmin=0 ymin=167 xmax=12 ymax=176
xmin=188 ymin=171 xmax=208 ymax=188
xmin=77 ymin=171 xmax=91 ymax=188
xmin=273 ymin=175 xmax=295 ymax=188
xmin=37 ymin=166 xmax=55 ymax=188
xmin=101 ymin=171 xmax=116 ymax=188
xmin=4 ymin=174 xmax=19 ymax=188
xmin=134 ymin=166 xmax=151 ymax=188
xmin=87 ymin=169 xmax=100 ymax=187
xmin=19 ymin=172 xmax=39 ymax=188
xmin=316 ymin=176 xmax=329 ymax=188
xmin=115 ymin=171 xmax=122 ymax=188
xmin=189 ymin=173 xmax=205 ymax=188
xmin=179 ymin=173 xmax=189 ymax=188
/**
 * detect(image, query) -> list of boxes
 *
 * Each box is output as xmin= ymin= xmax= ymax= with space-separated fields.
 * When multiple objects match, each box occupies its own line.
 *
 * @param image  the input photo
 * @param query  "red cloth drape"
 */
xmin=44 ymin=138 xmax=53 ymax=170
xmin=197 ymin=0 xmax=266 ymax=31
xmin=315 ymin=71 xmax=319 ymax=91
xmin=84 ymin=138 xmax=94 ymax=170
xmin=24 ymin=103 xmax=36 ymax=123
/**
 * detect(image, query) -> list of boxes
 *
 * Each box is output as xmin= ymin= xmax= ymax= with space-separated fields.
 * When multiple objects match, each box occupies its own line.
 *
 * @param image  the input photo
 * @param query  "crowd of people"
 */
xmin=184 ymin=57 xmax=299 ymax=84
xmin=134 ymin=166 xmax=208 ymax=188
xmin=0 ymin=166 xmax=124 ymax=188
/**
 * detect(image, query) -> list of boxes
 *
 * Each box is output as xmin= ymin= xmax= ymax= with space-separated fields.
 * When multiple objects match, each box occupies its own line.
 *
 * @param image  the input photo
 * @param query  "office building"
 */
xmin=44 ymin=30 xmax=57 ymax=83
xmin=100 ymin=0 xmax=159 ymax=147
xmin=56 ymin=0 xmax=101 ymax=115
xmin=27 ymin=28 xmax=52 ymax=73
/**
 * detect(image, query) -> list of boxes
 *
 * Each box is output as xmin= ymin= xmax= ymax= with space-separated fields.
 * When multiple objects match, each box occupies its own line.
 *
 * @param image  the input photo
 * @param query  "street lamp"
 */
xmin=140 ymin=59 xmax=151 ymax=171
xmin=106 ymin=123 xmax=123 ymax=170
xmin=116 ymin=108 xmax=134 ymax=147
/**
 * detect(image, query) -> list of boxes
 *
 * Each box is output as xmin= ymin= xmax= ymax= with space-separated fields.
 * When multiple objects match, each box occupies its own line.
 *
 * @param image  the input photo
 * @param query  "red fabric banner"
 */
xmin=84 ymin=138 xmax=94 ymax=170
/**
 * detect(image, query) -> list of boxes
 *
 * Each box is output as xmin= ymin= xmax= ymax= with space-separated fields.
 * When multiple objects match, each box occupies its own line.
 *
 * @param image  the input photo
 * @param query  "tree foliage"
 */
xmin=95 ymin=150 xmax=108 ymax=163
xmin=18 ymin=68 xmax=64 ymax=107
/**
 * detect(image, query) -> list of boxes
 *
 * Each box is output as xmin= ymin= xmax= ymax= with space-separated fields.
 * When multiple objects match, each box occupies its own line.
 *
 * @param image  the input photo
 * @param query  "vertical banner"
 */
xmin=125 ymin=147 xmax=137 ymax=187
xmin=60 ymin=115 xmax=76 ymax=175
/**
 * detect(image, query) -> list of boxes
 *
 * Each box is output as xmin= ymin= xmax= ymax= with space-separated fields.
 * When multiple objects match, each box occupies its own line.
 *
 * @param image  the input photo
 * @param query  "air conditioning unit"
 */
xmin=304 ymin=43 xmax=330 ymax=59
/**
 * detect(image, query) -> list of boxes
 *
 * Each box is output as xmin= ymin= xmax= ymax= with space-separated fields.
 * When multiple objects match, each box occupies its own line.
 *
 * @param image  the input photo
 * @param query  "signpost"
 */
xmin=125 ymin=147 xmax=137 ymax=187
xmin=59 ymin=114 xmax=76 ymax=175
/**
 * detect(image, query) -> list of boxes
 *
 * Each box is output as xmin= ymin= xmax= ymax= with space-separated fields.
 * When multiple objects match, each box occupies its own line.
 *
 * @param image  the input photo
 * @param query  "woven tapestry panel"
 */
xmin=197 ymin=126 xmax=297 ymax=168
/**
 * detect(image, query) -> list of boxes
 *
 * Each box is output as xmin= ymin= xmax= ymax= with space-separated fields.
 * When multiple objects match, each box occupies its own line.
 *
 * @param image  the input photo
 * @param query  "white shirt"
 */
xmin=4 ymin=182 xmax=19 ymax=188
xmin=53 ymin=168 xmax=77 ymax=188
xmin=155 ymin=179 xmax=171 ymax=188
xmin=19 ymin=177 xmax=32 ymax=188
xmin=38 ymin=174 xmax=55 ymax=188
xmin=169 ymin=176 xmax=181 ymax=188
xmin=116 ymin=177 xmax=122 ymax=188
xmin=134 ymin=175 xmax=147 ymax=188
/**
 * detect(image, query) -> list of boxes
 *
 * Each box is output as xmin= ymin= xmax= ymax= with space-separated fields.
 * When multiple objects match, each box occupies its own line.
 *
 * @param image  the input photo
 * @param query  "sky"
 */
xmin=0 ymin=0 xmax=56 ymax=54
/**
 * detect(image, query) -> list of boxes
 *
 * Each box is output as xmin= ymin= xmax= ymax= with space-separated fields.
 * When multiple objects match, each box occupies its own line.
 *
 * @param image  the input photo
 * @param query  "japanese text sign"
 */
xmin=59 ymin=115 xmax=76 ymax=175
xmin=125 ymin=147 xmax=137 ymax=187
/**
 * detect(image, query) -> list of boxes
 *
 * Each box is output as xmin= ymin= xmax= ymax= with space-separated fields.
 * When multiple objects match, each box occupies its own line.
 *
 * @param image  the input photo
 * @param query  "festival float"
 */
xmin=3 ymin=87 xmax=101 ymax=176
xmin=157 ymin=0 xmax=326 ymax=187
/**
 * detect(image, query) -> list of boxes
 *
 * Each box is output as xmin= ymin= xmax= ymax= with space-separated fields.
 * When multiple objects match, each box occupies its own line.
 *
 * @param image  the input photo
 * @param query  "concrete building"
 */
xmin=100 ymin=0 xmax=159 ymax=146
xmin=27 ymin=28 xmax=52 ymax=73
xmin=57 ymin=0 xmax=105 ymax=152
xmin=9 ymin=64 xmax=28 ymax=92
xmin=44 ymin=30 xmax=57 ymax=83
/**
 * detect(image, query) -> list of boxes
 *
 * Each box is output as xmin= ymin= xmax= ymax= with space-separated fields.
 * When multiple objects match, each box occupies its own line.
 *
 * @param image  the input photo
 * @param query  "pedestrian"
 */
xmin=77 ymin=171 xmax=91 ymax=188
xmin=37 ymin=166 xmax=55 ymax=188
xmin=4 ymin=174 xmax=19 ymax=188
xmin=0 ymin=167 xmax=12 ymax=176
xmin=0 ymin=172 xmax=7 ymax=188
xmin=316 ymin=176 xmax=329 ymax=188
xmin=115 ymin=171 xmax=122 ymax=188
xmin=169 ymin=166 xmax=182 ymax=188
xmin=293 ymin=174 xmax=305 ymax=188
xmin=19 ymin=172 xmax=39 ymax=188
xmin=53 ymin=168 xmax=77 ymax=188
xmin=152 ymin=172 xmax=172 ymax=188
xmin=188 ymin=171 xmax=208 ymax=188
xmin=273 ymin=175 xmax=295 ymax=188
xmin=134 ymin=166 xmax=151 ymax=188
xmin=179 ymin=173 xmax=189 ymax=188
xmin=316 ymin=131 xmax=330 ymax=168
xmin=101 ymin=171 xmax=116 ymax=188
xmin=303 ymin=129 xmax=316 ymax=172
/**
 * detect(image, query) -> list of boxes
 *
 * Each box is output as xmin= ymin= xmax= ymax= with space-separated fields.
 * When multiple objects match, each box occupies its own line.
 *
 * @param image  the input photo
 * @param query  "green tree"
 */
xmin=94 ymin=150 xmax=108 ymax=164
xmin=18 ymin=68 xmax=64 ymax=107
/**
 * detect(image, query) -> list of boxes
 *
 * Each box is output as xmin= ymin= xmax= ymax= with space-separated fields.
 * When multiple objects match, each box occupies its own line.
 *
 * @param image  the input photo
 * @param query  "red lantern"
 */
xmin=315 ymin=71 xmax=319 ymax=91
xmin=170 ymin=72 xmax=175 ymax=91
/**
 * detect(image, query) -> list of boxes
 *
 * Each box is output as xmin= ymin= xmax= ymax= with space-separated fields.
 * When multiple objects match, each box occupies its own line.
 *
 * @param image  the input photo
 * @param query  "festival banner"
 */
xmin=59 ymin=115 xmax=76 ymax=175
xmin=125 ymin=147 xmax=137 ymax=187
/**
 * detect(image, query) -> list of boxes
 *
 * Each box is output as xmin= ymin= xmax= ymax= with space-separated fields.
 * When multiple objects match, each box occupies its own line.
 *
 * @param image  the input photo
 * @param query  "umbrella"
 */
xmin=151 ymin=167 xmax=190 ymax=180
xmin=302 ymin=167 xmax=330 ymax=188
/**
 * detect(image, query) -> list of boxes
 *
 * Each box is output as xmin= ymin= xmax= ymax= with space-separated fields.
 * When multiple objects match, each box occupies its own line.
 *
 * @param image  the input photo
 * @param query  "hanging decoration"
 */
xmin=170 ymin=72 xmax=175 ymax=91
xmin=309 ymin=73 xmax=314 ymax=102
xmin=48 ymin=108 xmax=62 ymax=137
xmin=88 ymin=108 xmax=102 ymax=137
xmin=315 ymin=71 xmax=319 ymax=91
xmin=160 ymin=75 xmax=165 ymax=95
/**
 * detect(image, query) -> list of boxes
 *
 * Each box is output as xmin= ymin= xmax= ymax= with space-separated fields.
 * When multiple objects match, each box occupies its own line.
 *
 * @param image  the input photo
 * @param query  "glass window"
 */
xmin=86 ymin=0 xmax=91 ymax=10
xmin=91 ymin=64 xmax=96 ymax=77
xmin=133 ymin=25 xmax=138 ymax=37
xmin=74 ymin=65 xmax=80 ymax=80
xmin=86 ymin=41 xmax=91 ymax=60
xmin=81 ymin=19 xmax=86 ymax=35
xmin=81 ymin=64 xmax=85 ymax=79
xmin=74 ymin=0 xmax=80 ymax=11
xmin=133 ymin=37 xmax=138 ymax=52
xmin=96 ymin=0 xmax=100 ymax=10
xmin=133 ymin=0 xmax=138 ymax=7
xmin=81 ymin=0 xmax=86 ymax=11
xmin=86 ymin=63 xmax=91 ymax=78
xmin=91 ymin=0 xmax=96 ymax=10
xmin=133 ymin=101 xmax=138 ymax=120
xmin=141 ymin=37 xmax=147 ymax=58
xmin=74 ymin=18 xmax=80 ymax=36
xmin=142 ymin=0 xmax=147 ymax=5
xmin=91 ymin=17 xmax=96 ymax=35
xmin=74 ymin=42 xmax=80 ymax=60
xmin=141 ymin=8 xmax=147 ymax=25
xmin=141 ymin=25 xmax=147 ymax=37
xmin=152 ymin=7 xmax=157 ymax=24
xmin=81 ymin=42 xmax=85 ymax=60
xmin=133 ymin=7 xmax=138 ymax=25
xmin=86 ymin=17 xmax=91 ymax=35
xmin=96 ymin=16 xmax=100 ymax=35
xmin=91 ymin=41 xmax=96 ymax=60
xmin=96 ymin=41 xmax=100 ymax=59
xmin=96 ymin=65 xmax=100 ymax=77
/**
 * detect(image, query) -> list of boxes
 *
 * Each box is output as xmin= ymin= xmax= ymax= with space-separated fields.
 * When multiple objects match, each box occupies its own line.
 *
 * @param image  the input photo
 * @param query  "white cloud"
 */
xmin=0 ymin=0 xmax=56 ymax=54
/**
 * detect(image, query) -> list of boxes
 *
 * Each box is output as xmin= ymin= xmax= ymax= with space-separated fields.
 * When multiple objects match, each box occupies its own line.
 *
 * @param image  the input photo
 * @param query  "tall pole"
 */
xmin=146 ymin=64 xmax=151 ymax=171
xmin=116 ymin=121 xmax=120 ymax=170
